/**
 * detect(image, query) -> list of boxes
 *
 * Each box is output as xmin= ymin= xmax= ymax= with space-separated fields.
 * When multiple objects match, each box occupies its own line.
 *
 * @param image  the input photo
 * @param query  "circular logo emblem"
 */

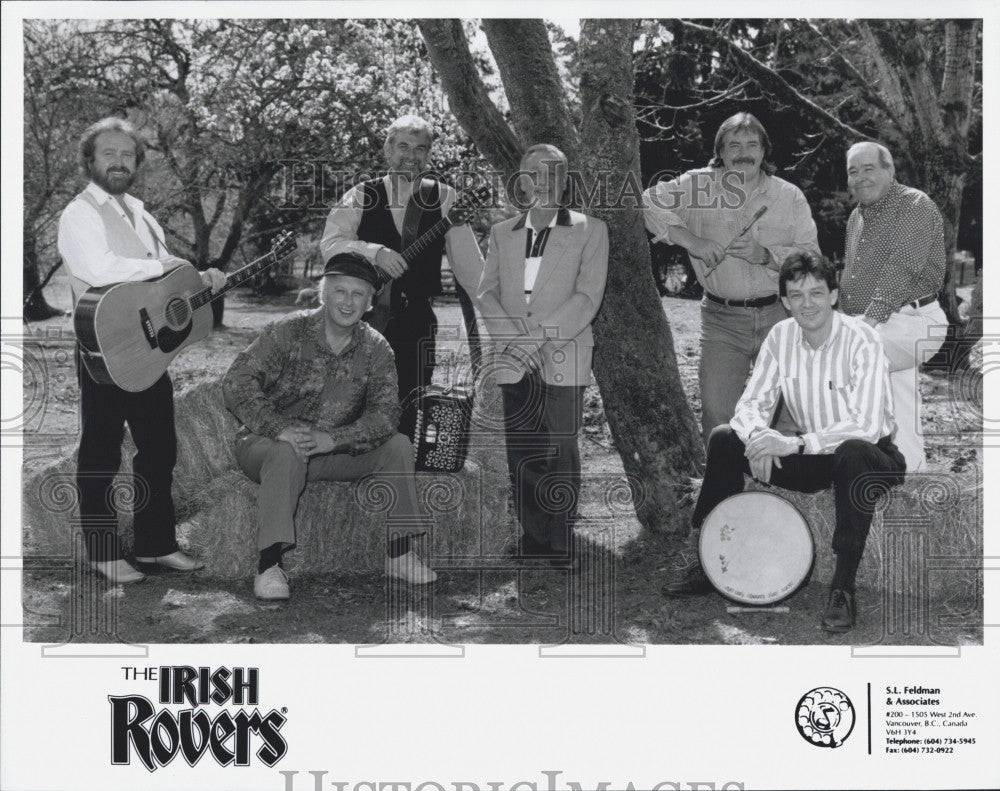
xmin=795 ymin=687 xmax=855 ymax=748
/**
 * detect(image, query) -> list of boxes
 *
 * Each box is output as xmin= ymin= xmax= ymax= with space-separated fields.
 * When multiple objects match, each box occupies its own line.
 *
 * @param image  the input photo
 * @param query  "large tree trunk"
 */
xmin=578 ymin=19 xmax=703 ymax=530
xmin=417 ymin=20 xmax=523 ymax=175
xmin=420 ymin=19 xmax=704 ymax=532
xmin=480 ymin=20 xmax=582 ymax=161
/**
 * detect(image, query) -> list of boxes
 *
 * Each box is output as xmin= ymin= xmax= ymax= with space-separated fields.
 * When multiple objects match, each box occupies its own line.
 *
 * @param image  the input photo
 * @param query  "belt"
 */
xmin=908 ymin=293 xmax=938 ymax=309
xmin=705 ymin=292 xmax=779 ymax=309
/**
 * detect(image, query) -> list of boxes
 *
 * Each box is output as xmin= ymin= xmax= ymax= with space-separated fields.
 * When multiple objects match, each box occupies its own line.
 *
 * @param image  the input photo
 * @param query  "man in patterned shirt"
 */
xmin=840 ymin=141 xmax=948 ymax=472
xmin=661 ymin=252 xmax=905 ymax=633
xmin=223 ymin=253 xmax=436 ymax=600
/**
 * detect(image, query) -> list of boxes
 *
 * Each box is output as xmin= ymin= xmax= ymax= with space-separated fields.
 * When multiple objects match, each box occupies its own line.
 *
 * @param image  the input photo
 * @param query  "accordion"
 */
xmin=410 ymin=385 xmax=474 ymax=473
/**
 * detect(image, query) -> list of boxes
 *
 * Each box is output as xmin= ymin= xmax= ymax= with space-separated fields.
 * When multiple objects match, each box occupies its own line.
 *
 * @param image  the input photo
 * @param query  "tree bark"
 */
xmin=23 ymin=236 xmax=63 ymax=321
xmin=481 ymin=20 xmax=582 ymax=161
xmin=578 ymin=19 xmax=703 ymax=530
xmin=421 ymin=18 xmax=705 ymax=532
xmin=416 ymin=20 xmax=523 ymax=176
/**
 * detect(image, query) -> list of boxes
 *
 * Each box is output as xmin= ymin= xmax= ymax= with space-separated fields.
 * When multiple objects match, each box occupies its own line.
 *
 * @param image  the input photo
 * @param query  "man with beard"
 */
xmin=320 ymin=114 xmax=483 ymax=438
xmin=57 ymin=117 xmax=225 ymax=583
xmin=643 ymin=112 xmax=821 ymax=445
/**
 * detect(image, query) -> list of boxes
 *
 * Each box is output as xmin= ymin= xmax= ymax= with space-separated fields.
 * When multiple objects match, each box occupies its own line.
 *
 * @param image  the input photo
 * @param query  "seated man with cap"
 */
xmin=223 ymin=252 xmax=436 ymax=600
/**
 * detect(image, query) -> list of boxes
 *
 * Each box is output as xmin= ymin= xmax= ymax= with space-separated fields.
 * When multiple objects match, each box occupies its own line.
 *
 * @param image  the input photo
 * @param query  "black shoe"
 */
xmin=661 ymin=555 xmax=713 ymax=597
xmin=821 ymin=588 xmax=856 ymax=633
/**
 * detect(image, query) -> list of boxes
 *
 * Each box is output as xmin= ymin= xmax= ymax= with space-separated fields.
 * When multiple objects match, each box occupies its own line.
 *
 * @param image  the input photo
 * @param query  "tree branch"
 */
xmin=679 ymin=19 xmax=873 ymax=143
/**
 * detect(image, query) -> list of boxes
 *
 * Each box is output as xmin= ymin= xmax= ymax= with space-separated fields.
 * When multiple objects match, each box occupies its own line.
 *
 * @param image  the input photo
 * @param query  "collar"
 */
xmin=512 ymin=207 xmax=572 ymax=231
xmin=858 ymin=180 xmax=902 ymax=218
xmin=313 ymin=309 xmax=363 ymax=356
xmin=796 ymin=310 xmax=842 ymax=352
xmin=86 ymin=181 xmax=144 ymax=213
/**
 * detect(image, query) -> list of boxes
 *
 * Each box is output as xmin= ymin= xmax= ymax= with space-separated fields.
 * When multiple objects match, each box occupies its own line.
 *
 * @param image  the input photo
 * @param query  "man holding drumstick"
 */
xmin=662 ymin=252 xmax=905 ymax=633
xmin=642 ymin=112 xmax=820 ymax=445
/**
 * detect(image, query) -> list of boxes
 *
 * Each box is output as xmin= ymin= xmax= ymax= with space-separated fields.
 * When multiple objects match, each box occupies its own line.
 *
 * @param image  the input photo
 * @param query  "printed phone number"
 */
xmin=887 ymin=738 xmax=976 ymax=755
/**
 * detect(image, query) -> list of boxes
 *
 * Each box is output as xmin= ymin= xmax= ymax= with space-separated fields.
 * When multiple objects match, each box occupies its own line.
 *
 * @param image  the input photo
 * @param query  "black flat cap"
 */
xmin=319 ymin=252 xmax=382 ymax=290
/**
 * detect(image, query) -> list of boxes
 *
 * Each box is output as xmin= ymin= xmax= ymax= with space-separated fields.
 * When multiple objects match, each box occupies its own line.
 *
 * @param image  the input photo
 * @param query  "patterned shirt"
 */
xmin=730 ymin=312 xmax=894 ymax=454
xmin=840 ymin=181 xmax=946 ymax=324
xmin=222 ymin=310 xmax=399 ymax=455
xmin=643 ymin=168 xmax=820 ymax=300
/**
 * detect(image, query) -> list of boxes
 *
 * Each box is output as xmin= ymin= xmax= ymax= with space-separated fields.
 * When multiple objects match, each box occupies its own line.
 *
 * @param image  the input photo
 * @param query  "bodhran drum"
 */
xmin=699 ymin=491 xmax=814 ymax=605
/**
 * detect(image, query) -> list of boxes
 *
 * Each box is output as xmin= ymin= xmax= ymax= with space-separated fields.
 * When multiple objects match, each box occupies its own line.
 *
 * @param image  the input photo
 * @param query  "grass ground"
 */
xmin=18 ymin=273 xmax=983 ymax=646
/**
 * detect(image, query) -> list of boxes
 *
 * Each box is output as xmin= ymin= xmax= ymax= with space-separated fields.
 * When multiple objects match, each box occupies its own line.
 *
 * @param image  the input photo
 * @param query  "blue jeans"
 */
xmin=698 ymin=297 xmax=788 ymax=446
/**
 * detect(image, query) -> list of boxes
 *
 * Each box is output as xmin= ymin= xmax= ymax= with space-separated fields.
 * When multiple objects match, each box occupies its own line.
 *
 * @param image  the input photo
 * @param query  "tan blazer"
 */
xmin=478 ymin=209 xmax=609 ymax=386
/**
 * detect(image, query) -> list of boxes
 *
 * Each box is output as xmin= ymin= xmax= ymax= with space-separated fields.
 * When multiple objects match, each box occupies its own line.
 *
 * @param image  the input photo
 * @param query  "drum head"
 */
xmin=699 ymin=491 xmax=814 ymax=605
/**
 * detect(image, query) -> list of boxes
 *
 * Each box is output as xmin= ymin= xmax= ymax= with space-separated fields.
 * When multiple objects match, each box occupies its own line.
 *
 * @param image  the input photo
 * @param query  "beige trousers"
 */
xmin=876 ymin=302 xmax=948 ymax=472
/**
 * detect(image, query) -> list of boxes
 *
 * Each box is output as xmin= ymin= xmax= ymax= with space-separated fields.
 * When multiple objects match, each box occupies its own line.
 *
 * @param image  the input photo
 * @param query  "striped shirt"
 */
xmin=730 ymin=312 xmax=894 ymax=454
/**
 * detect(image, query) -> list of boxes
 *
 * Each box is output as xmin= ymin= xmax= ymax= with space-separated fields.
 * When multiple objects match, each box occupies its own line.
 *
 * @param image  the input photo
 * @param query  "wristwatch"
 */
xmin=796 ymin=432 xmax=806 ymax=455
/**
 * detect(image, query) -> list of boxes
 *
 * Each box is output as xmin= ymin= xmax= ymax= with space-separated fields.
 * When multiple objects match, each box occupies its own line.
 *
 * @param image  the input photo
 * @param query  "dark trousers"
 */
xmin=694 ymin=425 xmax=906 ymax=556
xmin=76 ymin=353 xmax=179 ymax=561
xmin=500 ymin=373 xmax=585 ymax=554
xmin=384 ymin=299 xmax=437 ymax=439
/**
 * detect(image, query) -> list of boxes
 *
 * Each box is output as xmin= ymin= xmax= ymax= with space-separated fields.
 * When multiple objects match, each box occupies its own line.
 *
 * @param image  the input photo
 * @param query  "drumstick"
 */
xmin=705 ymin=205 xmax=769 ymax=272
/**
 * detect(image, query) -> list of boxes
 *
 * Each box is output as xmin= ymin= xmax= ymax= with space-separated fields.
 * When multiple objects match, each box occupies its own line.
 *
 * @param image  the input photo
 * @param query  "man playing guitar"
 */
xmin=57 ymin=117 xmax=225 ymax=583
xmin=320 ymin=114 xmax=484 ymax=437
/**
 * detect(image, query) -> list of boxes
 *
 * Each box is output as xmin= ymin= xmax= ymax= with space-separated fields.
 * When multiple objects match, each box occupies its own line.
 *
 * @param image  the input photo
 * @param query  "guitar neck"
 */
xmin=188 ymin=248 xmax=284 ymax=310
xmin=374 ymin=216 xmax=455 ymax=286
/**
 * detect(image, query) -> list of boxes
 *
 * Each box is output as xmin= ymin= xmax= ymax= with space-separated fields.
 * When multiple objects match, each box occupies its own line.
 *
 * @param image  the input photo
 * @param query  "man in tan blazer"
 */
xmin=478 ymin=144 xmax=609 ymax=571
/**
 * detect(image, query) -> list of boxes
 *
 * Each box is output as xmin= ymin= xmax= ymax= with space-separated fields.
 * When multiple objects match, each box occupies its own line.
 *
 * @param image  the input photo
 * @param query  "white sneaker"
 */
xmin=386 ymin=550 xmax=437 ymax=585
xmin=254 ymin=565 xmax=289 ymax=600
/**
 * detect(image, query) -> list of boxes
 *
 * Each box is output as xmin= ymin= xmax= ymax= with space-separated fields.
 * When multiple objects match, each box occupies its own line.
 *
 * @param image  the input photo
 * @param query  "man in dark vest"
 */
xmin=57 ymin=117 xmax=226 ymax=583
xmin=320 ymin=114 xmax=483 ymax=437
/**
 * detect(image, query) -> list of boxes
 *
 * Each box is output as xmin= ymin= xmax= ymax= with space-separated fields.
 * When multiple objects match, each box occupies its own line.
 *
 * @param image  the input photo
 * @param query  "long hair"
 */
xmin=707 ymin=112 xmax=776 ymax=175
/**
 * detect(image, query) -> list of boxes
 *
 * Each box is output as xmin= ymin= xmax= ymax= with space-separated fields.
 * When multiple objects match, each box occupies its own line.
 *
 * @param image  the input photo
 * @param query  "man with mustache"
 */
xmin=57 ymin=117 xmax=225 ymax=583
xmin=320 ymin=114 xmax=483 ymax=438
xmin=840 ymin=141 xmax=948 ymax=472
xmin=643 ymin=112 xmax=821 ymax=445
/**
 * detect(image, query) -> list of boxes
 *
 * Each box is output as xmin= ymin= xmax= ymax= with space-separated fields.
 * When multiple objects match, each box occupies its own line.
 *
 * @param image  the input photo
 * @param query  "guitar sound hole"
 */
xmin=164 ymin=297 xmax=191 ymax=329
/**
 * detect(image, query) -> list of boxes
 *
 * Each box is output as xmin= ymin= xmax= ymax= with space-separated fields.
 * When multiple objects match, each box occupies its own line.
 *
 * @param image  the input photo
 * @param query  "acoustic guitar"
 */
xmin=365 ymin=185 xmax=490 ymax=333
xmin=74 ymin=231 xmax=297 ymax=392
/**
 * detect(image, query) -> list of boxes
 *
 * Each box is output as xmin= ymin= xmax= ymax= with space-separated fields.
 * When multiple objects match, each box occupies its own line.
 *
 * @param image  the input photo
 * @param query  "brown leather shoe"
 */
xmin=661 ymin=555 xmax=713 ymax=597
xmin=821 ymin=588 xmax=856 ymax=633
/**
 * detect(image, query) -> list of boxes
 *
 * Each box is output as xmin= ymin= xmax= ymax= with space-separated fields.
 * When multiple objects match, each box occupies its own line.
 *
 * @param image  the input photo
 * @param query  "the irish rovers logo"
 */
xmin=795 ymin=687 xmax=856 ymax=747
xmin=110 ymin=666 xmax=288 ymax=771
